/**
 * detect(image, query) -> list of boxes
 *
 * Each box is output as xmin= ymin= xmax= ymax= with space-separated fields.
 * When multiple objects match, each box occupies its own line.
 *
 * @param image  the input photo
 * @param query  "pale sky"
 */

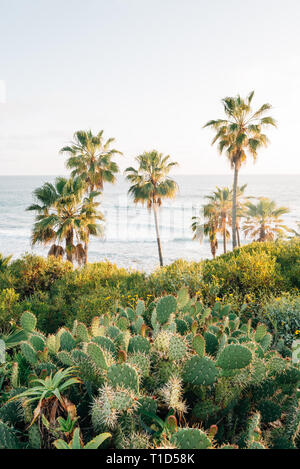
xmin=0 ymin=0 xmax=300 ymax=176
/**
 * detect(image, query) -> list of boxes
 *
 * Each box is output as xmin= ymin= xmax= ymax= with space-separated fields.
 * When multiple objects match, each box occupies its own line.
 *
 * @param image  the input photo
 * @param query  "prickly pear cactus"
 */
xmin=183 ymin=356 xmax=219 ymax=386
xmin=108 ymin=364 xmax=139 ymax=393
xmin=0 ymin=420 xmax=20 ymax=449
xmin=171 ymin=428 xmax=212 ymax=449
xmin=156 ymin=296 xmax=177 ymax=325
xmin=216 ymin=344 xmax=253 ymax=370
xmin=20 ymin=311 xmax=37 ymax=333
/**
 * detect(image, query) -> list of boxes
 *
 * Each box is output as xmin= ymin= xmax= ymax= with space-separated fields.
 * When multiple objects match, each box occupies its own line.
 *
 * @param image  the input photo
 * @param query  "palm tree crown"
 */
xmin=204 ymin=91 xmax=276 ymax=249
xmin=60 ymin=130 xmax=122 ymax=192
xmin=125 ymin=150 xmax=178 ymax=266
xmin=243 ymin=197 xmax=290 ymax=242
xmin=27 ymin=177 xmax=104 ymax=264
xmin=125 ymin=151 xmax=178 ymax=207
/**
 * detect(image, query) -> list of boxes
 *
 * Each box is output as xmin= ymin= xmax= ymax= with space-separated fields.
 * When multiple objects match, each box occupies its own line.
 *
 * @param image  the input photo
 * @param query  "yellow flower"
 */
xmin=295 ymin=330 xmax=300 ymax=335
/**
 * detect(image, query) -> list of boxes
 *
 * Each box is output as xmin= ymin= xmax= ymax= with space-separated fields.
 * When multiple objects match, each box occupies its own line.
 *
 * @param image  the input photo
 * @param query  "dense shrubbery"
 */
xmin=0 ymin=239 xmax=299 ymax=340
xmin=202 ymin=240 xmax=300 ymax=297
xmin=0 ymin=291 xmax=299 ymax=449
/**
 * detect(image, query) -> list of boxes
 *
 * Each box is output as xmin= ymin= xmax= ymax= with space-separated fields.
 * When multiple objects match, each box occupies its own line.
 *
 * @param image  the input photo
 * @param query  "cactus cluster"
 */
xmin=0 ymin=289 xmax=299 ymax=450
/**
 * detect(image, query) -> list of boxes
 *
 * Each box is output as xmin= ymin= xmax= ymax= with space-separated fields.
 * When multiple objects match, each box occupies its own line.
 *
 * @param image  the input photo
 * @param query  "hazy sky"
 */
xmin=0 ymin=0 xmax=300 ymax=176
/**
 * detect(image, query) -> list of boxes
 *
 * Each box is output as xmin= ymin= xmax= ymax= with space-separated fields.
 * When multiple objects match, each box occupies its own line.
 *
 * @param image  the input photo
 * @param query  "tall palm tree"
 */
xmin=125 ymin=150 xmax=178 ymax=267
xmin=27 ymin=177 xmax=104 ymax=264
xmin=243 ymin=197 xmax=291 ymax=242
xmin=60 ymin=130 xmax=122 ymax=193
xmin=204 ymin=91 xmax=276 ymax=249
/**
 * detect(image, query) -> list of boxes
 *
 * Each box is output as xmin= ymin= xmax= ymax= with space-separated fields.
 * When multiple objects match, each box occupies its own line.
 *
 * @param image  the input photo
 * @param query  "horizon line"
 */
xmin=1 ymin=173 xmax=300 ymax=177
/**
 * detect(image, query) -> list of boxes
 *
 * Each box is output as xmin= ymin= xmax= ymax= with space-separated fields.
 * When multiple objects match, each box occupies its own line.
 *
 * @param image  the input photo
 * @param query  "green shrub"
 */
xmin=0 ymin=288 xmax=20 ymax=330
xmin=0 ymin=240 xmax=299 ymax=334
xmin=202 ymin=249 xmax=282 ymax=296
xmin=147 ymin=259 xmax=203 ymax=297
xmin=6 ymin=254 xmax=73 ymax=298
xmin=264 ymin=295 xmax=300 ymax=347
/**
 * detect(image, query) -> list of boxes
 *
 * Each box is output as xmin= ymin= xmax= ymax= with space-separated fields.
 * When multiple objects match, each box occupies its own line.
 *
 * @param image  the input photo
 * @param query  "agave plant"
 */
xmin=10 ymin=367 xmax=81 ymax=426
xmin=0 ymin=328 xmax=28 ymax=351
xmin=53 ymin=427 xmax=111 ymax=449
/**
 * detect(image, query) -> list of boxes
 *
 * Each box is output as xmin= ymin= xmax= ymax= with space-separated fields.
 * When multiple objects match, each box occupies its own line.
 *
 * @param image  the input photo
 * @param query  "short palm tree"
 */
xmin=207 ymin=187 xmax=232 ymax=254
xmin=27 ymin=177 xmax=104 ymax=264
xmin=0 ymin=254 xmax=12 ymax=272
xmin=243 ymin=197 xmax=291 ymax=242
xmin=192 ymin=188 xmax=231 ymax=258
xmin=235 ymin=184 xmax=252 ymax=247
xmin=78 ymin=192 xmax=105 ymax=264
xmin=60 ymin=130 xmax=122 ymax=193
xmin=204 ymin=91 xmax=276 ymax=249
xmin=125 ymin=150 xmax=178 ymax=267
xmin=291 ymin=223 xmax=300 ymax=238
xmin=192 ymin=211 xmax=219 ymax=259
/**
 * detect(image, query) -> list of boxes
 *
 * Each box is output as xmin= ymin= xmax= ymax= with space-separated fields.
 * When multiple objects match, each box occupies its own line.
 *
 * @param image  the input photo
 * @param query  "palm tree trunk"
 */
xmin=84 ymin=242 xmax=88 ymax=265
xmin=236 ymin=226 xmax=241 ymax=247
xmin=232 ymin=165 xmax=239 ymax=249
xmin=259 ymin=223 xmax=266 ymax=242
xmin=153 ymin=203 xmax=163 ymax=267
xmin=223 ymin=227 xmax=227 ymax=254
xmin=211 ymin=241 xmax=216 ymax=259
xmin=66 ymin=231 xmax=74 ymax=264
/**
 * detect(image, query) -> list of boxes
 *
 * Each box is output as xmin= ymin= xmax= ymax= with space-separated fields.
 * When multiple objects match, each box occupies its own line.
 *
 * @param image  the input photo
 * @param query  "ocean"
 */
xmin=0 ymin=175 xmax=299 ymax=273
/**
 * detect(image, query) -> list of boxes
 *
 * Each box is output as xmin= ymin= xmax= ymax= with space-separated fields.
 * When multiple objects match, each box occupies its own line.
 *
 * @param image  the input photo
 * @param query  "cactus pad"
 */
xmin=156 ymin=296 xmax=177 ymax=325
xmin=216 ymin=344 xmax=252 ymax=370
xmin=183 ymin=356 xmax=219 ymax=386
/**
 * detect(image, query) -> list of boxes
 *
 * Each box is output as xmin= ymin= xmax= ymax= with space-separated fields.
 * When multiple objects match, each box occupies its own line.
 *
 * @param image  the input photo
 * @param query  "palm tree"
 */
xmin=235 ymin=184 xmax=253 ymax=247
xmin=204 ymin=91 xmax=276 ymax=249
xmin=191 ymin=188 xmax=231 ymax=258
xmin=60 ymin=130 xmax=122 ymax=193
xmin=78 ymin=192 xmax=105 ymax=264
xmin=207 ymin=187 xmax=231 ymax=254
xmin=192 ymin=211 xmax=219 ymax=259
xmin=243 ymin=197 xmax=291 ymax=242
xmin=291 ymin=222 xmax=300 ymax=238
xmin=27 ymin=177 xmax=104 ymax=264
xmin=125 ymin=150 xmax=178 ymax=267
xmin=0 ymin=254 xmax=12 ymax=272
